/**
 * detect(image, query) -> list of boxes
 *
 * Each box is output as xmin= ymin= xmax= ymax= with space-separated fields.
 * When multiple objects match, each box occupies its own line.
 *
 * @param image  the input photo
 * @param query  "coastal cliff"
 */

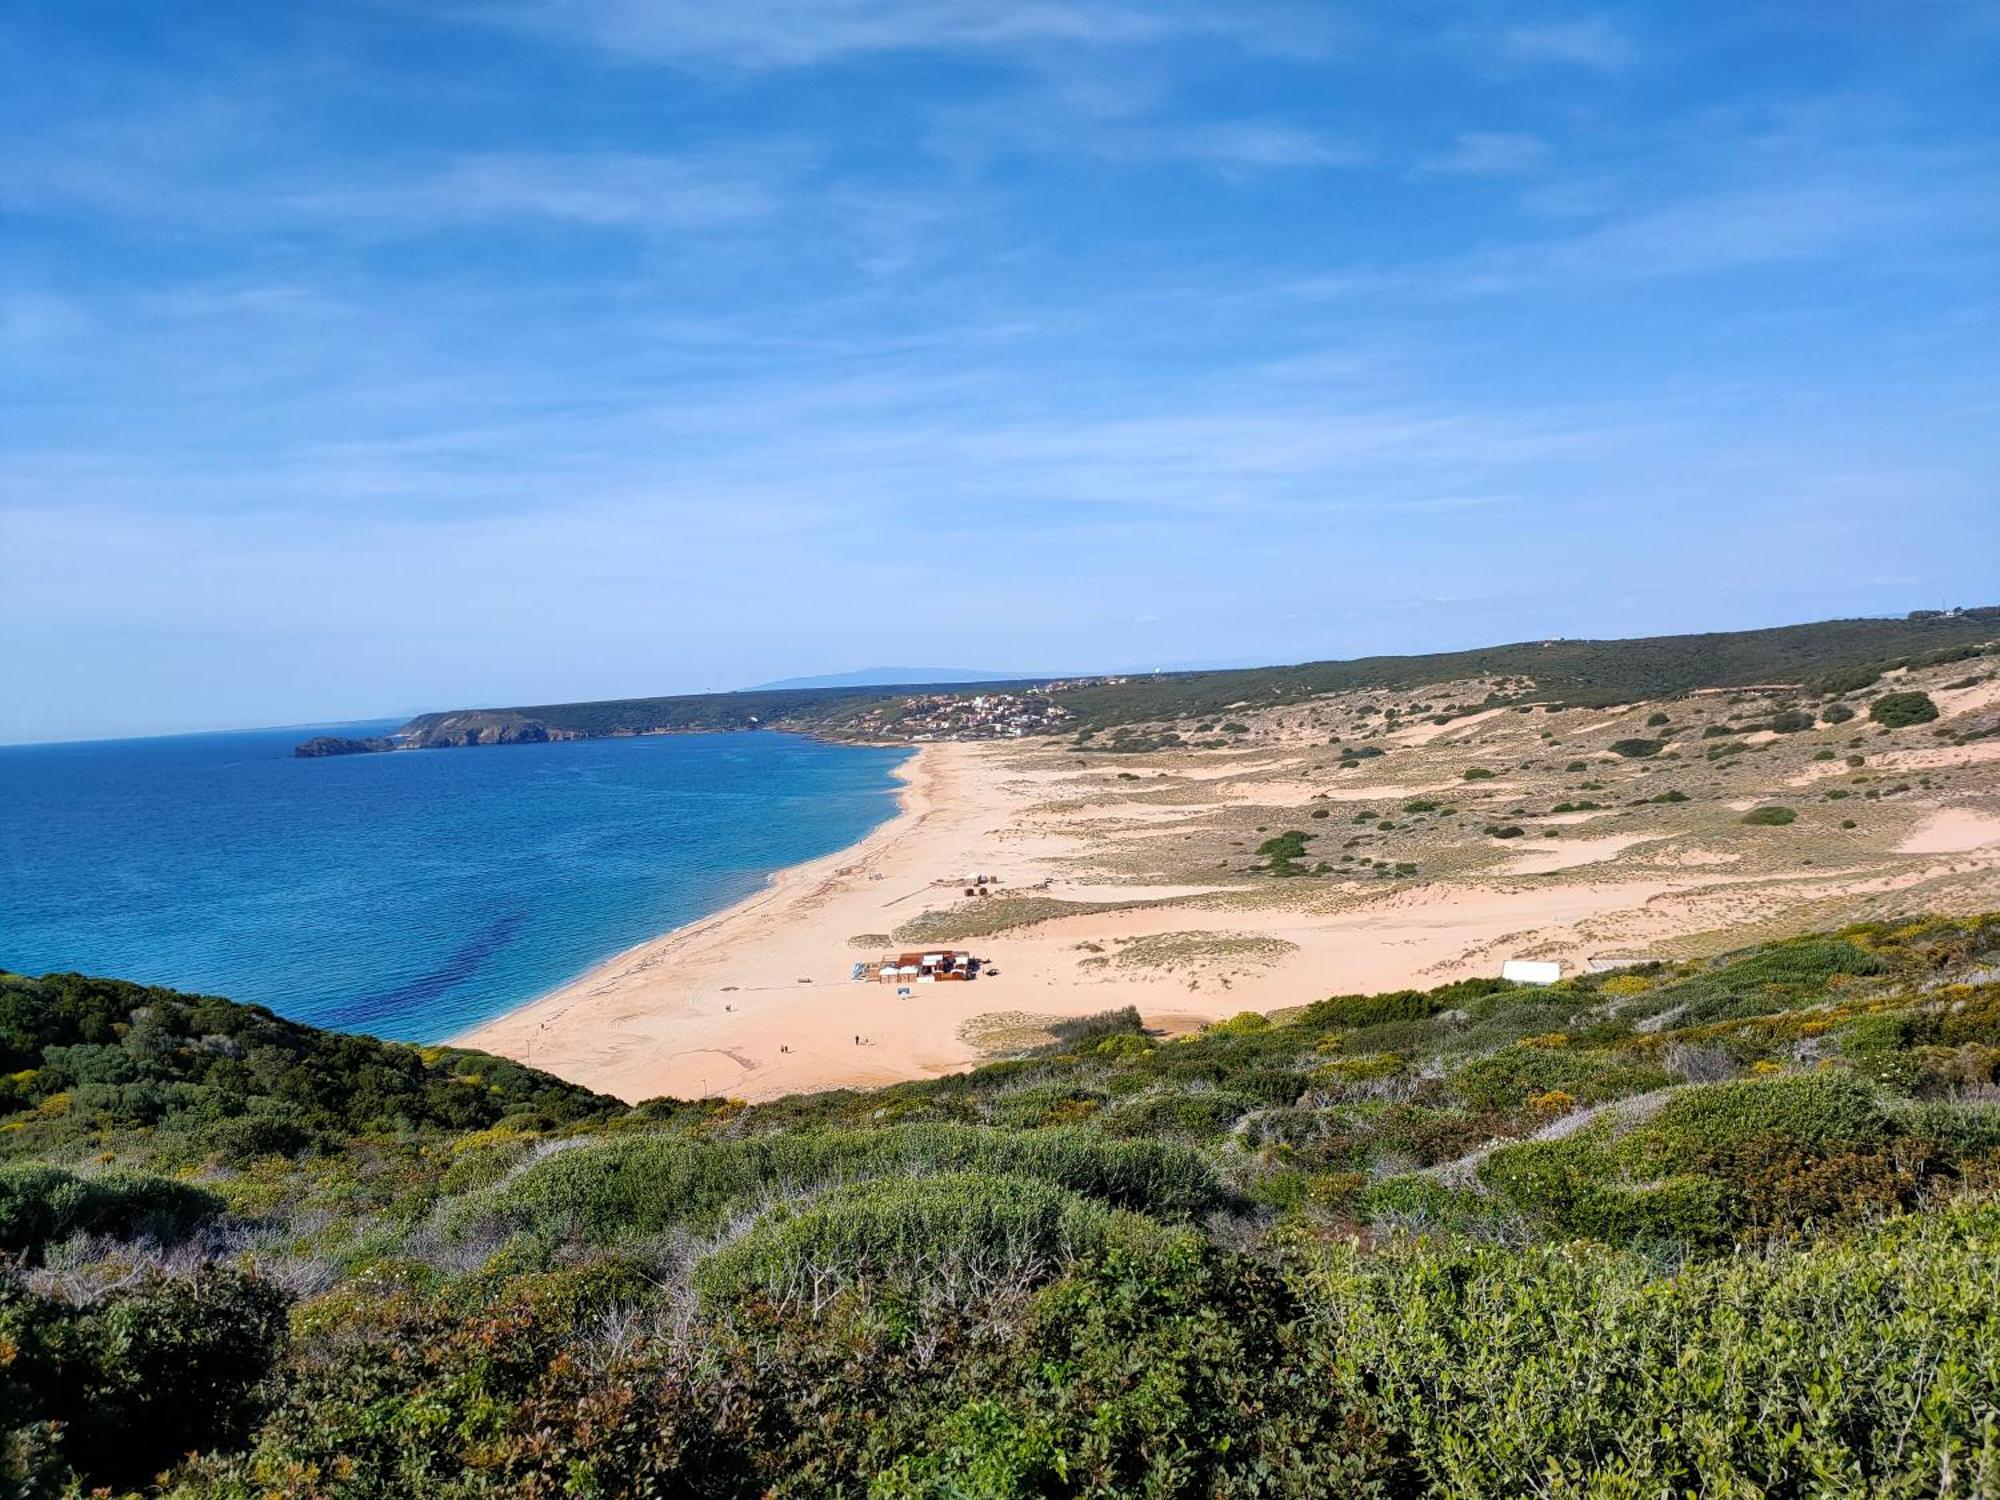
xmin=293 ymin=735 xmax=394 ymax=758
xmin=398 ymin=712 xmax=583 ymax=748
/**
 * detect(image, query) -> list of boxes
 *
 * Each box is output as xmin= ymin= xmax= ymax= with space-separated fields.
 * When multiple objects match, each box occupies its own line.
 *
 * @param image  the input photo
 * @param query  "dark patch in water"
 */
xmin=338 ymin=910 xmax=528 ymax=1033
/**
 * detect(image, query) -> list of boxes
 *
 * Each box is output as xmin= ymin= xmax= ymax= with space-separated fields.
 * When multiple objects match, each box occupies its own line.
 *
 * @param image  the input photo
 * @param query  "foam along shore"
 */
xmin=449 ymin=738 xmax=1259 ymax=1103
xmin=451 ymin=740 xmax=1050 ymax=1103
xmin=453 ymin=740 xmax=1133 ymax=1103
xmin=457 ymin=737 xmax=1308 ymax=1104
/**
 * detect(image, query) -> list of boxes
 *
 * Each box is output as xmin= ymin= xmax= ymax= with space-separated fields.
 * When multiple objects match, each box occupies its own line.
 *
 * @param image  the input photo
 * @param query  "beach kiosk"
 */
xmin=874 ymin=950 xmax=978 ymax=984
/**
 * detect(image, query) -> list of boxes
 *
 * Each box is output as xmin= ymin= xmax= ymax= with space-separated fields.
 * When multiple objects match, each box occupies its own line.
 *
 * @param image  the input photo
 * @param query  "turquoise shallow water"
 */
xmin=0 ymin=726 xmax=911 ymax=1042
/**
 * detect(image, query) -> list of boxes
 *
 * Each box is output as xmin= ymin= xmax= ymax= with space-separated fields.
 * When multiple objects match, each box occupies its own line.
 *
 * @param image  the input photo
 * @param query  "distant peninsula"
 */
xmin=293 ymin=734 xmax=397 ymax=758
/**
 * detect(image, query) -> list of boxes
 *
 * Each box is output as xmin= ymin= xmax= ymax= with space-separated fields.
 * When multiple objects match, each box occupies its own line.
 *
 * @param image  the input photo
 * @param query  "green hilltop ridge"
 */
xmin=300 ymin=607 xmax=2000 ymax=754
xmin=6 ymin=913 xmax=2000 ymax=1494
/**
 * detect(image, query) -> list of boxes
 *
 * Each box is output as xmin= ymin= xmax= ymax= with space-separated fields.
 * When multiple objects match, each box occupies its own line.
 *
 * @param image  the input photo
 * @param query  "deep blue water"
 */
xmin=0 ymin=726 xmax=910 ymax=1041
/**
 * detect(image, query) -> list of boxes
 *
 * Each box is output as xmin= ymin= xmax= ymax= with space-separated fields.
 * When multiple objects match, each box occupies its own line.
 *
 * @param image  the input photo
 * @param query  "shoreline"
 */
xmin=449 ymin=740 xmax=938 ymax=1091
xmin=452 ymin=680 xmax=2000 ymax=1105
xmin=453 ymin=738 xmax=1272 ymax=1104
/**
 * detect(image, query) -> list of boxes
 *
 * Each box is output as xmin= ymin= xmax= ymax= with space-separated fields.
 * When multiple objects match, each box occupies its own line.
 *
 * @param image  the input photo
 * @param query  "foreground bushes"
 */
xmin=176 ymin=1229 xmax=1392 ymax=1499
xmin=467 ymin=1123 xmax=1231 ymax=1243
xmin=694 ymin=1173 xmax=1121 ymax=1311
xmin=167 ymin=1197 xmax=2000 ymax=1497
xmin=1471 ymin=1071 xmax=2000 ymax=1247
xmin=1 ymin=1268 xmax=288 ymax=1496
xmin=0 ymin=1165 xmax=223 ymax=1259
xmin=1291 ymin=1196 xmax=2000 ymax=1497
xmin=13 ymin=919 xmax=2000 ymax=1493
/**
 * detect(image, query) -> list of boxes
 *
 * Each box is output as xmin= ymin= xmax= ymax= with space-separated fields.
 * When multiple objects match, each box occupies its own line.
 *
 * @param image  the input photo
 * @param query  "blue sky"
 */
xmin=3 ymin=2 xmax=1996 ymax=741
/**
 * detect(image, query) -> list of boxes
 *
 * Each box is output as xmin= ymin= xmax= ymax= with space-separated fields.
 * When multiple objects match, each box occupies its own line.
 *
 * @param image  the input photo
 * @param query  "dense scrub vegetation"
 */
xmin=1871 ymin=689 xmax=1941 ymax=727
xmin=0 ymin=972 xmax=620 ymax=1165
xmin=6 ymin=914 xmax=2000 ymax=1494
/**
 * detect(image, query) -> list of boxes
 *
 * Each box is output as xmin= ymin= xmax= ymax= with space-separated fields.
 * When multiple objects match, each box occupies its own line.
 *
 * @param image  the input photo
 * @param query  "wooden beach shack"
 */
xmin=872 ymin=950 xmax=978 ymax=983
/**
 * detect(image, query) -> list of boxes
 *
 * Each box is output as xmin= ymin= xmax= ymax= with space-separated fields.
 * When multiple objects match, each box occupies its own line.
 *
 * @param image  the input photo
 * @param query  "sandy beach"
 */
xmin=457 ymin=656 xmax=2000 ymax=1103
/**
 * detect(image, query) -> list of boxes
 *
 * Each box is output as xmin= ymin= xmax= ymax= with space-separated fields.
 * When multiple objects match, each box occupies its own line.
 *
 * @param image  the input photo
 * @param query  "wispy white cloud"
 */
xmin=930 ymin=90 xmax=1362 ymax=175
xmin=1418 ymin=131 xmax=1549 ymax=177
xmin=288 ymin=150 xmax=790 ymax=232
xmin=1528 ymin=181 xmax=1949 ymax=278
xmin=445 ymin=0 xmax=1344 ymax=70
xmin=452 ymin=0 xmax=1168 ymax=68
xmin=1166 ymin=121 xmax=1363 ymax=171
xmin=1497 ymin=15 xmax=1636 ymax=71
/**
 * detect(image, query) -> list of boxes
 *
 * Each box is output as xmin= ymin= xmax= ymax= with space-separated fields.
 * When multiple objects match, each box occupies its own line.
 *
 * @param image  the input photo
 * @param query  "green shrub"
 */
xmin=1293 ymin=1197 xmax=2000 ymax=1495
xmin=1642 ymin=1071 xmax=1892 ymax=1160
xmin=1608 ymin=738 xmax=1664 ymax=758
xmin=880 ymin=1229 xmax=1392 ymax=1495
xmin=1296 ymin=988 xmax=1441 ymax=1030
xmin=1870 ymin=691 xmax=1939 ymax=728
xmin=1741 ymin=805 xmax=1797 ymax=825
xmin=1451 ymin=1046 xmax=1670 ymax=1114
xmin=692 ymin=1173 xmax=1119 ymax=1310
xmin=0 ymin=1268 xmax=289 ymax=1494
xmin=0 ymin=1166 xmax=223 ymax=1260
xmin=1631 ymin=935 xmax=1886 ymax=1027
xmin=469 ymin=1124 xmax=1229 ymax=1243
xmin=1474 ymin=1073 xmax=1924 ymax=1246
xmin=1035 ymin=1006 xmax=1144 ymax=1055
xmin=1256 ymin=830 xmax=1315 ymax=874
xmin=1098 ymin=1090 xmax=1258 ymax=1141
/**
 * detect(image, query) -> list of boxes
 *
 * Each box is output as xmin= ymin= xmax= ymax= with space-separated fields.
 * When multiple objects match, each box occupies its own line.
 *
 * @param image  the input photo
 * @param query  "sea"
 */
xmin=0 ymin=724 xmax=911 ymax=1042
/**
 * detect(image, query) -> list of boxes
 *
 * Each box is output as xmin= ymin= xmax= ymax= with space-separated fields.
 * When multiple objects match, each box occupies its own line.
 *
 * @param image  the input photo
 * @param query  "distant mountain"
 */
xmin=745 ymin=667 xmax=1042 ymax=691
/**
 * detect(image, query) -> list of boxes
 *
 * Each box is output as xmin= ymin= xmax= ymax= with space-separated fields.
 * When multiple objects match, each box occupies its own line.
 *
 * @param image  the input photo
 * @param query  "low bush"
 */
xmin=1035 ymin=1006 xmax=1145 ymax=1055
xmin=1293 ymin=1197 xmax=2000 ymax=1495
xmin=1451 ymin=1046 xmax=1670 ymax=1114
xmin=0 ymin=1267 xmax=289 ymax=1494
xmin=1870 ymin=691 xmax=1940 ymax=728
xmin=0 ymin=1165 xmax=223 ymax=1259
xmin=693 ymin=1172 xmax=1121 ymax=1310
xmin=1741 ymin=805 xmax=1797 ymax=826
xmin=471 ymin=1124 xmax=1230 ymax=1242
xmin=1098 ymin=1089 xmax=1258 ymax=1141
xmin=1296 ymin=989 xmax=1441 ymax=1031
xmin=1475 ymin=1073 xmax=1943 ymax=1246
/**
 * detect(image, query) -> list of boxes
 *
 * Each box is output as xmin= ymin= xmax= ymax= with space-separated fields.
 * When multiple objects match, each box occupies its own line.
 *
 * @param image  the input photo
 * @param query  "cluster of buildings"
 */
xmin=872 ymin=689 xmax=1077 ymax=740
xmin=827 ymin=675 xmax=1135 ymax=742
xmin=865 ymin=950 xmax=979 ymax=984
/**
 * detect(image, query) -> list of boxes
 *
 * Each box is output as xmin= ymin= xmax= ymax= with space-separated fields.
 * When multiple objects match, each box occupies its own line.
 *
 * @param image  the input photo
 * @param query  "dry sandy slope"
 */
xmin=459 ymin=662 xmax=2000 ymax=1103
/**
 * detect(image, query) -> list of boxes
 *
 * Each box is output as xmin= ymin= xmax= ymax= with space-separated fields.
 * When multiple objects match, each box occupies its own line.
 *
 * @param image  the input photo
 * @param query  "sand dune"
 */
xmin=458 ymin=662 xmax=2000 ymax=1104
xmin=1899 ymin=808 xmax=2000 ymax=854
